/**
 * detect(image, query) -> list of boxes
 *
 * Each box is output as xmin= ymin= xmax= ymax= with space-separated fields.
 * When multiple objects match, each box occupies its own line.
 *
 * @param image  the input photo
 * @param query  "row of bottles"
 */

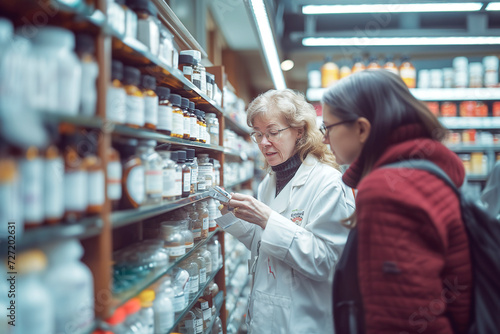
xmin=107 ymin=61 xmax=220 ymax=146
xmin=0 ymin=239 xmax=94 ymax=334
xmin=311 ymin=55 xmax=416 ymax=88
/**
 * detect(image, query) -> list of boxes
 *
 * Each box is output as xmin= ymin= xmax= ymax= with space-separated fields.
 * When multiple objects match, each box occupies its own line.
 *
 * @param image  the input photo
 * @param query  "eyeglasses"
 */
xmin=319 ymin=120 xmax=356 ymax=136
xmin=250 ymin=127 xmax=290 ymax=144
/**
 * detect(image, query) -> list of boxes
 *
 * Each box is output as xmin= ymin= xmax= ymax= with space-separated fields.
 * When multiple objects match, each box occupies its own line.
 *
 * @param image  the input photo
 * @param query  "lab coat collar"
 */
xmin=266 ymin=154 xmax=319 ymax=214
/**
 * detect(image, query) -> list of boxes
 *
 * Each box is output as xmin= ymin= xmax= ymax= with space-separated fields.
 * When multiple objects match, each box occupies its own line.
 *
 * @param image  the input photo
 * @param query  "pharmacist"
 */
xmin=217 ymin=89 xmax=354 ymax=334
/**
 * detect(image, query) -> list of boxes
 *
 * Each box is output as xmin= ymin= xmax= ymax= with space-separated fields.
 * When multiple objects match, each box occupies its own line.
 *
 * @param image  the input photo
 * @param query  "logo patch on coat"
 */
xmin=291 ymin=209 xmax=305 ymax=225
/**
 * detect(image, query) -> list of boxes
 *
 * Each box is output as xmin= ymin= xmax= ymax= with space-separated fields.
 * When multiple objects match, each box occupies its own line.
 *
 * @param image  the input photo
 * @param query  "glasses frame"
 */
xmin=250 ymin=126 xmax=291 ymax=144
xmin=320 ymin=120 xmax=356 ymax=136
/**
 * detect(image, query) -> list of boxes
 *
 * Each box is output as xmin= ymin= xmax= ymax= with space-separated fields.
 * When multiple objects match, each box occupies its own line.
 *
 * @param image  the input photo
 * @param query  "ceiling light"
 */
xmin=302 ymin=3 xmax=484 ymax=15
xmin=281 ymin=59 xmax=294 ymax=71
xmin=485 ymin=2 xmax=500 ymax=10
xmin=249 ymin=0 xmax=286 ymax=90
xmin=302 ymin=36 xmax=500 ymax=46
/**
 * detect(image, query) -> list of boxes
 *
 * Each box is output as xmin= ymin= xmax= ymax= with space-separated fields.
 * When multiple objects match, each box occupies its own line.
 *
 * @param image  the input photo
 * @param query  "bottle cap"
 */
xmin=106 ymin=307 xmax=126 ymax=325
xmin=189 ymin=101 xmax=195 ymax=111
xmin=32 ymin=26 xmax=75 ymax=49
xmin=186 ymin=148 xmax=195 ymax=160
xmin=177 ymin=150 xmax=186 ymax=161
xmin=178 ymin=54 xmax=195 ymax=66
xmin=123 ymin=66 xmax=141 ymax=86
xmin=123 ymin=298 xmax=142 ymax=315
xmin=75 ymin=33 xmax=95 ymax=55
xmin=181 ymin=98 xmax=189 ymax=110
xmin=111 ymin=60 xmax=124 ymax=81
xmin=138 ymin=289 xmax=156 ymax=305
xmin=156 ymin=86 xmax=171 ymax=100
xmin=169 ymin=94 xmax=182 ymax=107
xmin=180 ymin=50 xmax=202 ymax=62
xmin=169 ymin=151 xmax=178 ymax=162
xmin=141 ymin=75 xmax=156 ymax=90
xmin=127 ymin=0 xmax=158 ymax=16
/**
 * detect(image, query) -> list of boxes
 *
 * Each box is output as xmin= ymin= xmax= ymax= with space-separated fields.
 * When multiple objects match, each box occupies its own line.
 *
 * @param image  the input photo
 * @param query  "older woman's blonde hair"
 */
xmin=246 ymin=89 xmax=339 ymax=171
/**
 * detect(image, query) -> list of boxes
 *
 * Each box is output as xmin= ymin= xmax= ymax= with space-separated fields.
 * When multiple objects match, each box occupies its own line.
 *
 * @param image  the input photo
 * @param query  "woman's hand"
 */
xmin=226 ymin=193 xmax=273 ymax=229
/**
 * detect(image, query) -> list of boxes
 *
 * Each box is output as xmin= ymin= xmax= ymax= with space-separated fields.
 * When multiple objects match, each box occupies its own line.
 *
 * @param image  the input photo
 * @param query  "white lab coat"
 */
xmin=223 ymin=154 xmax=355 ymax=334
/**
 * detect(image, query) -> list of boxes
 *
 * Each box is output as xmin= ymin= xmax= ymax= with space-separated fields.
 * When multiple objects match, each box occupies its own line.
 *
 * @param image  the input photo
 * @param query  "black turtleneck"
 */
xmin=271 ymin=153 xmax=302 ymax=197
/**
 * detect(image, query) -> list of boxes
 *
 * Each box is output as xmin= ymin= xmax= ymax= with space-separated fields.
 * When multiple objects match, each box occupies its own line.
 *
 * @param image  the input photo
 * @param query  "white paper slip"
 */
xmin=215 ymin=212 xmax=238 ymax=229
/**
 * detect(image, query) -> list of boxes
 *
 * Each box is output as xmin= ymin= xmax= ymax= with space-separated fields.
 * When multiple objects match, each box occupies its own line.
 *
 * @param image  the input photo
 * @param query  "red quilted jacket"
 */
xmin=342 ymin=124 xmax=472 ymax=334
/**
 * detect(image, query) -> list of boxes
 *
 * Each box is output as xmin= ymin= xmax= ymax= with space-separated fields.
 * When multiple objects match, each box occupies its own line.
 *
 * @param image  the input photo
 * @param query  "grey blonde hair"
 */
xmin=247 ymin=89 xmax=339 ymax=171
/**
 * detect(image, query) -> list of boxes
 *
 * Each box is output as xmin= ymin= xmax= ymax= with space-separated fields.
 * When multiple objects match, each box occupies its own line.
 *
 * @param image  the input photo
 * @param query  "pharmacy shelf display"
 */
xmin=0 ymin=1 xmax=259 ymax=333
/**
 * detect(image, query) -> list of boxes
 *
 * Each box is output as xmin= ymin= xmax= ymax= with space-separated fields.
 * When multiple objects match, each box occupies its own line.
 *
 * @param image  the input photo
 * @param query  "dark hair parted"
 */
xmin=322 ymin=69 xmax=447 ymax=178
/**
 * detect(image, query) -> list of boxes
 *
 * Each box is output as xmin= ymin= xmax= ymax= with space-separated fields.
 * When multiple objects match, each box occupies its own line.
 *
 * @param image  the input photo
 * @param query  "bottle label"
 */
xmin=210 ymin=127 xmax=219 ymax=134
xmin=192 ymin=72 xmax=201 ymax=89
xmin=201 ymin=301 xmax=209 ymax=310
xmin=44 ymin=157 xmax=64 ymax=220
xmin=197 ymin=181 xmax=206 ymax=191
xmin=183 ymin=66 xmax=193 ymax=76
xmin=189 ymin=275 xmax=199 ymax=293
xmin=203 ymin=308 xmax=212 ymax=321
xmin=106 ymin=86 xmax=126 ymax=123
xmin=144 ymin=95 xmax=158 ymax=126
xmin=485 ymin=71 xmax=499 ymax=87
xmin=183 ymin=171 xmax=191 ymax=192
xmin=107 ymin=161 xmax=122 ymax=200
xmin=175 ymin=170 xmax=182 ymax=196
xmin=20 ymin=158 xmax=44 ymax=223
xmin=200 ymin=69 xmax=207 ymax=93
xmin=185 ymin=241 xmax=194 ymax=250
xmin=146 ymin=169 xmax=163 ymax=195
xmin=80 ymin=62 xmax=99 ymax=116
xmin=126 ymin=95 xmax=145 ymax=126
xmin=157 ymin=105 xmax=172 ymax=131
xmin=190 ymin=117 xmax=198 ymax=138
xmin=193 ymin=228 xmax=201 ymax=239
xmin=127 ymin=165 xmax=145 ymax=205
xmin=64 ymin=170 xmax=87 ymax=211
xmin=162 ymin=167 xmax=177 ymax=197
xmin=184 ymin=116 xmax=191 ymax=136
xmin=209 ymin=218 xmax=216 ymax=229
xmin=199 ymin=268 xmax=207 ymax=284
xmin=191 ymin=167 xmax=198 ymax=185
xmin=88 ymin=170 xmax=105 ymax=206
xmin=172 ymin=295 xmax=185 ymax=312
xmin=172 ymin=111 xmax=184 ymax=135
xmin=195 ymin=319 xmax=203 ymax=333
xmin=167 ymin=245 xmax=185 ymax=257
xmin=202 ymin=217 xmax=209 ymax=230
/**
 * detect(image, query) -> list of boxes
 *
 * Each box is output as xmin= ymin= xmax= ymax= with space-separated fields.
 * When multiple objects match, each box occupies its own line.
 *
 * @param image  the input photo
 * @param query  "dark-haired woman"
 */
xmin=322 ymin=70 xmax=472 ymax=334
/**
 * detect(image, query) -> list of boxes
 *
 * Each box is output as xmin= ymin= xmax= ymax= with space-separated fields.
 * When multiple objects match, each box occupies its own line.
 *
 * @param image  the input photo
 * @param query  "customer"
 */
xmin=323 ymin=70 xmax=472 ymax=334
xmin=219 ymin=89 xmax=354 ymax=334
xmin=481 ymin=160 xmax=500 ymax=219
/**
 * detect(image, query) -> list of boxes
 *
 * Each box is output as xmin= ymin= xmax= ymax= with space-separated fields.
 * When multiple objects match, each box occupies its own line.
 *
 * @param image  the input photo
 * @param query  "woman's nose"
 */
xmin=260 ymin=135 xmax=272 ymax=146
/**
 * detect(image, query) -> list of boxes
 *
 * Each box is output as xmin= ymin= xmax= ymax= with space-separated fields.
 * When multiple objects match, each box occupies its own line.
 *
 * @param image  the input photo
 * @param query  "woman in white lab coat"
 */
xmin=218 ymin=89 xmax=355 ymax=334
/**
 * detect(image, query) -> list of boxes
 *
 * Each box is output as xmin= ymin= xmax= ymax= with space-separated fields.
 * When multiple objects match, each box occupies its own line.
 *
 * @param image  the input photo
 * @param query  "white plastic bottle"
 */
xmin=138 ymin=289 xmax=155 ymax=334
xmin=14 ymin=250 xmax=54 ymax=334
xmin=153 ymin=276 xmax=175 ymax=333
xmin=42 ymin=239 xmax=94 ymax=334
xmin=123 ymin=298 xmax=145 ymax=333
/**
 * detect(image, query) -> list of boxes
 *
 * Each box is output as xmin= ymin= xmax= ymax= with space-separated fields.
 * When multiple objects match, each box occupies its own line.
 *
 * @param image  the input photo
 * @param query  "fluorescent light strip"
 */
xmin=485 ymin=2 xmax=500 ymax=10
xmin=250 ymin=0 xmax=286 ymax=90
xmin=302 ymin=36 xmax=500 ymax=46
xmin=302 ymin=3 xmax=483 ymax=14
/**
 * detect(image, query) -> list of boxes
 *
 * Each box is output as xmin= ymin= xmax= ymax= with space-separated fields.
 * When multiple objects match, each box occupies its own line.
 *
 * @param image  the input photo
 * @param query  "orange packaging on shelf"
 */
xmin=441 ymin=102 xmax=457 ymax=117
xmin=462 ymin=129 xmax=476 ymax=143
xmin=474 ymin=102 xmax=488 ymax=117
xmin=470 ymin=152 xmax=484 ymax=174
xmin=493 ymin=102 xmax=500 ymax=117
xmin=426 ymin=102 xmax=440 ymax=116
xmin=448 ymin=132 xmax=461 ymax=145
xmin=459 ymin=101 xmax=476 ymax=117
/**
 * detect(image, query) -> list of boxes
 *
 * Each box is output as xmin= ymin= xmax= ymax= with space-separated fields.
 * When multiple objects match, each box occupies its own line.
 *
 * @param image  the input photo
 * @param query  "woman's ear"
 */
xmin=357 ymin=117 xmax=371 ymax=144
xmin=297 ymin=127 xmax=304 ymax=139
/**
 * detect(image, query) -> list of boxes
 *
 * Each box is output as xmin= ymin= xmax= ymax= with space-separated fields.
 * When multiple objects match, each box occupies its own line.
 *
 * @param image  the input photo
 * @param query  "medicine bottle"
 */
xmin=180 ymin=50 xmax=206 ymax=94
xmin=107 ymin=146 xmax=122 ymax=210
xmin=176 ymin=150 xmax=191 ymax=198
xmin=205 ymin=113 xmax=218 ymax=146
xmin=123 ymin=298 xmax=145 ymax=333
xmin=483 ymin=56 xmax=499 ymax=88
xmin=158 ymin=151 xmax=177 ymax=201
xmin=83 ymin=145 xmax=105 ymax=215
xmin=367 ymin=56 xmax=381 ymax=70
xmin=192 ymin=251 xmax=207 ymax=286
xmin=0 ymin=154 xmax=21 ymax=238
xmin=194 ymin=110 xmax=204 ymax=144
xmin=383 ymin=56 xmax=399 ymax=76
xmin=161 ymin=223 xmax=185 ymax=261
xmin=20 ymin=146 xmax=44 ymax=227
xmin=115 ymin=138 xmax=144 ymax=209
xmin=178 ymin=219 xmax=194 ymax=251
xmin=320 ymin=56 xmax=339 ymax=88
xmin=75 ymin=34 xmax=98 ymax=117
xmin=43 ymin=145 xmax=64 ymax=225
xmin=339 ymin=60 xmax=351 ymax=79
xmin=172 ymin=267 xmax=190 ymax=312
xmin=399 ymin=56 xmax=416 ymax=88
xmin=196 ymin=201 xmax=209 ymax=240
xmin=158 ymin=25 xmax=174 ymax=67
xmin=469 ymin=62 xmax=483 ymax=88
xmin=178 ymin=54 xmax=195 ymax=82
xmin=351 ymin=56 xmax=366 ymax=74
xmin=156 ymin=86 xmax=172 ymax=135
xmin=206 ymin=74 xmax=213 ymax=99
xmin=63 ymin=133 xmax=88 ymax=221
xmin=207 ymin=198 xmax=217 ymax=232
xmin=189 ymin=101 xmax=198 ymax=142
xmin=197 ymin=154 xmax=214 ymax=189
xmin=179 ymin=258 xmax=199 ymax=300
xmin=106 ymin=60 xmax=126 ymax=124
xmin=169 ymin=94 xmax=184 ymax=139
xmin=186 ymin=148 xmax=198 ymax=194
xmin=140 ymin=75 xmax=158 ymax=130
xmin=123 ymin=66 xmax=145 ymax=128
xmin=107 ymin=0 xmax=126 ymax=36
xmin=181 ymin=97 xmax=191 ymax=140
xmin=137 ymin=140 xmax=163 ymax=205
xmin=138 ymin=289 xmax=155 ymax=334
xmin=128 ymin=0 xmax=159 ymax=55
xmin=186 ymin=204 xmax=201 ymax=241
xmin=153 ymin=277 xmax=174 ymax=333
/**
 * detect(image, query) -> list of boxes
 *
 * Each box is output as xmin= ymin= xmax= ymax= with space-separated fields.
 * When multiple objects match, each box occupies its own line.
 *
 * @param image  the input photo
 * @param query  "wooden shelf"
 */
xmin=224 ymin=115 xmax=251 ymax=137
